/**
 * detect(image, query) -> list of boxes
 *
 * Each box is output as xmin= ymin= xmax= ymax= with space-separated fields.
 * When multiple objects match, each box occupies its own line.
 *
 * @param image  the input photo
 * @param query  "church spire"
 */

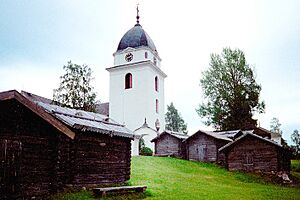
xmin=136 ymin=4 xmax=140 ymax=24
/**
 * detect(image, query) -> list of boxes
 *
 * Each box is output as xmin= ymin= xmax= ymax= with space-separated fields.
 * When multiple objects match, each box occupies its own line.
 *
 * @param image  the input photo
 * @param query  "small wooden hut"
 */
xmin=219 ymin=132 xmax=290 ymax=172
xmin=184 ymin=130 xmax=232 ymax=163
xmin=151 ymin=131 xmax=188 ymax=158
xmin=0 ymin=90 xmax=134 ymax=199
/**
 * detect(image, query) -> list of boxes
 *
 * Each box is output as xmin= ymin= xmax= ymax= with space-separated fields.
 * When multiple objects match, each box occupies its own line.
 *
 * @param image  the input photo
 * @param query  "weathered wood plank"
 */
xmin=93 ymin=186 xmax=147 ymax=198
xmin=0 ymin=93 xmax=132 ymax=199
xmin=226 ymin=135 xmax=281 ymax=172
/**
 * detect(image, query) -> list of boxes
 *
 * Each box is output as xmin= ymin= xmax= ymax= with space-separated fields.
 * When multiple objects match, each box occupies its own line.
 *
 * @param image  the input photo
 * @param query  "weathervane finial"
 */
xmin=136 ymin=3 xmax=140 ymax=24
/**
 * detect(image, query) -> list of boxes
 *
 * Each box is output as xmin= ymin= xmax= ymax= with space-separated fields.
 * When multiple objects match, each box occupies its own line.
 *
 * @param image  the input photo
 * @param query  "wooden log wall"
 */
xmin=276 ymin=148 xmax=291 ymax=172
xmin=186 ymin=133 xmax=220 ymax=162
xmin=226 ymin=136 xmax=279 ymax=172
xmin=0 ymin=99 xmax=62 ymax=199
xmin=216 ymin=140 xmax=229 ymax=165
xmin=71 ymin=132 xmax=131 ymax=187
xmin=0 ymin=99 xmax=133 ymax=198
xmin=155 ymin=134 xmax=183 ymax=158
xmin=55 ymin=134 xmax=72 ymax=190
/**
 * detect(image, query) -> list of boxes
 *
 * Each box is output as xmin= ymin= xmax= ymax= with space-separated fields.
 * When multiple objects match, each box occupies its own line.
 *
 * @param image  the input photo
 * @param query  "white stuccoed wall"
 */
xmin=134 ymin=126 xmax=158 ymax=152
xmin=107 ymin=47 xmax=166 ymax=155
xmin=113 ymin=47 xmax=161 ymax=68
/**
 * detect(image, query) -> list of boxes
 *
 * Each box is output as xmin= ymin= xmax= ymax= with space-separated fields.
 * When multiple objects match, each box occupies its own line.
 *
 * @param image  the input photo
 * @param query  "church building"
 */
xmin=105 ymin=8 xmax=167 ymax=155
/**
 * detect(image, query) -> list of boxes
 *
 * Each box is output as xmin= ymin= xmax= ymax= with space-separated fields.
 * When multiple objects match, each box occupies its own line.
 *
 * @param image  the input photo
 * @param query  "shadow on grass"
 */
xmin=97 ymin=190 xmax=152 ymax=200
xmin=50 ymin=190 xmax=94 ymax=200
xmin=50 ymin=184 xmax=152 ymax=200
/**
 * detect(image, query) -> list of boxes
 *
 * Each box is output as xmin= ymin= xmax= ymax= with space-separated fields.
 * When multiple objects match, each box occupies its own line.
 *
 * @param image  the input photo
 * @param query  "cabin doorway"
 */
xmin=0 ymin=139 xmax=22 ymax=199
xmin=198 ymin=145 xmax=207 ymax=161
xmin=243 ymin=152 xmax=254 ymax=171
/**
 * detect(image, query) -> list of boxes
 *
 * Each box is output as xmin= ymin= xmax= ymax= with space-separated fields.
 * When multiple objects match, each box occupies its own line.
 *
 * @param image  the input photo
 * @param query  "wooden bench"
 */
xmin=93 ymin=185 xmax=147 ymax=198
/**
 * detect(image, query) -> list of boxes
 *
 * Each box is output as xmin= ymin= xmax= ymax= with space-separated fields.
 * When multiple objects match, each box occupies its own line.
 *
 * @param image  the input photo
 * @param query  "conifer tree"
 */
xmin=165 ymin=102 xmax=187 ymax=134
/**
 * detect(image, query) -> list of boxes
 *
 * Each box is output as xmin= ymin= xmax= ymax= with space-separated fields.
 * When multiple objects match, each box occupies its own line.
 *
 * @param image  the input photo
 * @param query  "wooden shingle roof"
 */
xmin=219 ymin=131 xmax=282 ymax=152
xmin=0 ymin=90 xmax=75 ymax=139
xmin=38 ymin=102 xmax=134 ymax=139
xmin=0 ymin=90 xmax=134 ymax=139
xmin=151 ymin=130 xmax=188 ymax=142
xmin=184 ymin=130 xmax=233 ymax=142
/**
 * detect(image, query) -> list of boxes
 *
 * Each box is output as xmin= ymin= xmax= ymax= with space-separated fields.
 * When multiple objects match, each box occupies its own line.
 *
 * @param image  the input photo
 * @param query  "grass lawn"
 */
xmin=53 ymin=157 xmax=300 ymax=200
xmin=130 ymin=156 xmax=300 ymax=200
xmin=291 ymin=159 xmax=300 ymax=179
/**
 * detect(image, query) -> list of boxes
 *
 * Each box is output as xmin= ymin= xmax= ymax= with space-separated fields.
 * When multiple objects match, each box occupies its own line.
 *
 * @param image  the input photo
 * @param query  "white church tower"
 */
xmin=106 ymin=7 xmax=166 ymax=155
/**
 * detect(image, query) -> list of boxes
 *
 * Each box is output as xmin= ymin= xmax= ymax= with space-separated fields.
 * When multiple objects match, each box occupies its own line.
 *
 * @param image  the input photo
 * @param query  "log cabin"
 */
xmin=151 ymin=130 xmax=188 ymax=158
xmin=184 ymin=130 xmax=232 ymax=163
xmin=0 ymin=90 xmax=134 ymax=199
xmin=219 ymin=132 xmax=290 ymax=172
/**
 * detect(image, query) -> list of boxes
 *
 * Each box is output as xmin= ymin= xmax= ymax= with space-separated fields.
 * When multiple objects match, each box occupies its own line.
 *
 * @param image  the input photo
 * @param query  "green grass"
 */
xmin=291 ymin=160 xmax=300 ymax=171
xmin=50 ymin=190 xmax=94 ymax=200
xmin=291 ymin=159 xmax=300 ymax=179
xmin=53 ymin=157 xmax=300 ymax=200
xmin=129 ymin=156 xmax=300 ymax=200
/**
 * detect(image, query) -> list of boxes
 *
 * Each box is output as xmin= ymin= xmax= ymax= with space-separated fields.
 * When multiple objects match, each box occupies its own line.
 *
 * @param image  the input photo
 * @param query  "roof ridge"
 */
xmin=38 ymin=103 xmax=124 ymax=127
xmin=219 ymin=131 xmax=282 ymax=152
xmin=53 ymin=110 xmax=123 ymax=127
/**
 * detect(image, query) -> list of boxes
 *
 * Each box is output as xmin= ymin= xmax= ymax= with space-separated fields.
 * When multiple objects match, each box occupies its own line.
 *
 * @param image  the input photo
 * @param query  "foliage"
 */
xmin=291 ymin=160 xmax=300 ymax=173
xmin=197 ymin=48 xmax=265 ymax=130
xmin=291 ymin=129 xmax=300 ymax=156
xmin=165 ymin=102 xmax=188 ymax=134
xmin=139 ymin=137 xmax=145 ymax=152
xmin=140 ymin=147 xmax=153 ymax=156
xmin=270 ymin=117 xmax=283 ymax=136
xmin=53 ymin=61 xmax=97 ymax=112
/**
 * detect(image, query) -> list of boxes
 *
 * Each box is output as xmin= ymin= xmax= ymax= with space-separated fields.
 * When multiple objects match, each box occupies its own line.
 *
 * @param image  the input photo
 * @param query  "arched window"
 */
xmin=153 ymin=57 xmax=157 ymax=65
xmin=155 ymin=76 xmax=159 ymax=92
xmin=156 ymin=99 xmax=159 ymax=113
xmin=145 ymin=51 xmax=148 ymax=59
xmin=125 ymin=73 xmax=132 ymax=89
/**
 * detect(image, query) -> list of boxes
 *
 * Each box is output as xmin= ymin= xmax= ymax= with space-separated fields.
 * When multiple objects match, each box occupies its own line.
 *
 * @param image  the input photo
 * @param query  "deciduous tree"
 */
xmin=270 ymin=117 xmax=283 ymax=136
xmin=53 ymin=61 xmax=97 ymax=112
xmin=197 ymin=48 xmax=265 ymax=130
xmin=291 ymin=129 xmax=300 ymax=155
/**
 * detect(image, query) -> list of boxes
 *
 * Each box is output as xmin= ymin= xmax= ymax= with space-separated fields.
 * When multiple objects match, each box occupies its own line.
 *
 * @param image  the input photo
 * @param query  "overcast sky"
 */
xmin=0 ymin=0 xmax=299 ymax=144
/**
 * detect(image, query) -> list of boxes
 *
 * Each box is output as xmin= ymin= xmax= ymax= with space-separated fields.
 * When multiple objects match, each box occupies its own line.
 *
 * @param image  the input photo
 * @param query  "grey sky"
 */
xmin=0 ymin=0 xmax=299 ymax=144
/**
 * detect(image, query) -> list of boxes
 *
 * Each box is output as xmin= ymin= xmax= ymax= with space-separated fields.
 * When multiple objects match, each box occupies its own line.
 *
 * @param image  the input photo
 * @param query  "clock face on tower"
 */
xmin=125 ymin=53 xmax=133 ymax=62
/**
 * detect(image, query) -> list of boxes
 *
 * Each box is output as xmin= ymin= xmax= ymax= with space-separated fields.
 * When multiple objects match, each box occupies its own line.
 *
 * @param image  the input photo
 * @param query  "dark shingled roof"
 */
xmin=214 ymin=130 xmax=244 ymax=140
xmin=184 ymin=130 xmax=233 ymax=142
xmin=21 ymin=90 xmax=53 ymax=104
xmin=219 ymin=131 xmax=282 ymax=152
xmin=19 ymin=90 xmax=133 ymax=139
xmin=117 ymin=24 xmax=157 ymax=52
xmin=0 ymin=90 xmax=75 ymax=139
xmin=38 ymin=102 xmax=134 ymax=139
xmin=151 ymin=130 xmax=189 ymax=142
